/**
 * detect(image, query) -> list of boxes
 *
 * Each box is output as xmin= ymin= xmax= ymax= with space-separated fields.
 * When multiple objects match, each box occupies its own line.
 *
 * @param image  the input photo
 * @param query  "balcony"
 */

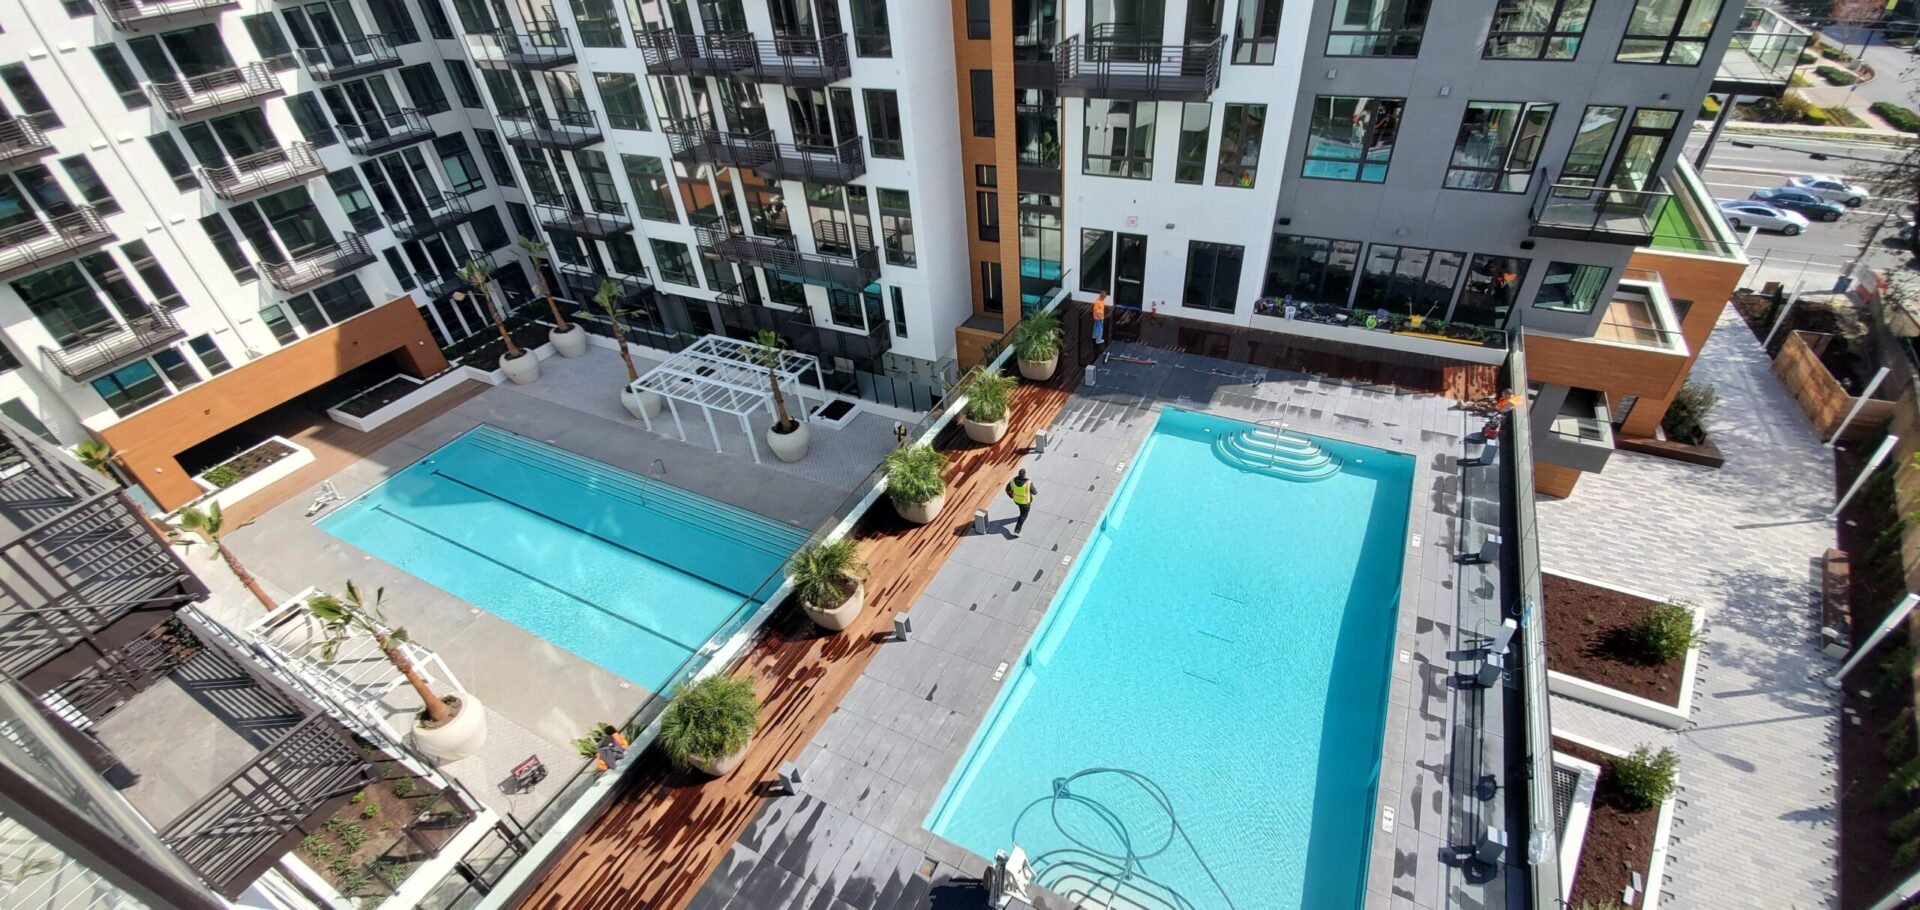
xmin=386 ymin=192 xmax=476 ymax=241
xmin=1591 ymin=270 xmax=1690 ymax=354
xmin=695 ymin=222 xmax=880 ymax=290
xmin=149 ymin=62 xmax=284 ymax=122
xmin=423 ymin=250 xmax=492 ymax=298
xmin=339 ymin=109 xmax=434 ymax=156
xmin=556 ymin=262 xmax=649 ymax=303
xmin=0 ymin=118 xmax=54 ymax=172
xmin=262 ymin=233 xmax=375 ymax=293
xmin=1715 ymin=6 xmax=1813 ymax=98
xmin=1055 ymin=27 xmax=1224 ymax=102
xmin=533 ymin=198 xmax=632 ymax=239
xmin=1533 ymin=386 xmax=1615 ymax=475
xmin=661 ymin=121 xmax=866 ymax=184
xmin=99 ymin=0 xmax=236 ymax=31
xmin=0 ymin=207 xmax=115 ymax=283
xmin=297 ymin=34 xmax=403 ymax=81
xmin=731 ymin=33 xmax=852 ymax=87
xmin=469 ymin=25 xmax=577 ymax=69
xmin=498 ymin=108 xmax=603 ymax=150
xmin=199 ymin=142 xmax=325 ymax=202
xmin=40 ymin=310 xmax=188 ymax=381
xmin=712 ymin=282 xmax=891 ymax=363
xmin=1528 ymin=175 xmax=1673 ymax=246
xmin=636 ymin=29 xmax=753 ymax=77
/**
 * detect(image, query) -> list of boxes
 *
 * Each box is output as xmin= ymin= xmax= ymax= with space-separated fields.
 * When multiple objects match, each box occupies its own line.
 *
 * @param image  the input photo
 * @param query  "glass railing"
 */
xmin=1719 ymin=5 xmax=1814 ymax=92
xmin=1528 ymin=176 xmax=1671 ymax=245
xmin=1593 ymin=269 xmax=1688 ymax=352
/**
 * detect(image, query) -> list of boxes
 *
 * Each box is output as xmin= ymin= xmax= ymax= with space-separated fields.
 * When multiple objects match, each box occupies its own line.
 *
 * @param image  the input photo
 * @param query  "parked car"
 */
xmin=1718 ymin=200 xmax=1810 ymax=235
xmin=1787 ymin=174 xmax=1872 ymax=206
xmin=1749 ymin=187 xmax=1846 ymax=222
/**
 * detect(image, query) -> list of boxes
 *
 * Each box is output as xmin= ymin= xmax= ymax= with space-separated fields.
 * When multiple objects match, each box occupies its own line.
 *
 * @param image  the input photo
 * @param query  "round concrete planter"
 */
xmin=1017 ymin=355 xmax=1058 ymax=382
xmin=803 ymin=580 xmax=864 ymax=632
xmin=963 ymin=416 xmax=1007 ymax=445
xmin=893 ymin=491 xmax=945 ymax=525
xmin=500 ymin=351 xmax=541 ymax=384
xmin=621 ymin=387 xmax=663 ymax=420
xmin=410 ymin=694 xmax=488 ymax=763
xmin=550 ymin=323 xmax=589 ymax=358
xmin=690 ymin=741 xmax=749 ymax=777
xmin=768 ymin=421 xmax=810 ymax=463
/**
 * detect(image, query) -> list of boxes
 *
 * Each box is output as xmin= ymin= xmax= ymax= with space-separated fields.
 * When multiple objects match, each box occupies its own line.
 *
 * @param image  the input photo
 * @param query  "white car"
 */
xmin=1719 ymin=200 xmax=1810 ymax=235
xmin=1787 ymin=174 xmax=1872 ymax=207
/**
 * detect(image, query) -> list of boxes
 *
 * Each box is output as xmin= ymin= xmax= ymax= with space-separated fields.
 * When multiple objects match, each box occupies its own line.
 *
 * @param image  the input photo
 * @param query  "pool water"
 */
xmin=319 ymin=425 xmax=806 ymax=692
xmin=925 ymin=409 xmax=1413 ymax=910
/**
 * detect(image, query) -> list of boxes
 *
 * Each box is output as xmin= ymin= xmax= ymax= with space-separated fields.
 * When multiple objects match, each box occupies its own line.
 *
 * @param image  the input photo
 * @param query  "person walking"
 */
xmin=1005 ymin=469 xmax=1037 ymax=537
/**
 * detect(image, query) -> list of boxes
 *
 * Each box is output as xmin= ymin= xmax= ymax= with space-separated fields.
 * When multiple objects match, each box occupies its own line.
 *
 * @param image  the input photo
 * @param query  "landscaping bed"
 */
xmin=200 ymin=439 xmax=295 ymax=490
xmin=335 ymin=376 xmax=422 ymax=418
xmin=292 ymin=763 xmax=463 ymax=904
xmin=1544 ymin=574 xmax=1687 ymax=707
xmin=1732 ymin=291 xmax=1887 ymax=395
xmin=444 ymin=313 xmax=553 ymax=368
xmin=1556 ymin=738 xmax=1664 ymax=909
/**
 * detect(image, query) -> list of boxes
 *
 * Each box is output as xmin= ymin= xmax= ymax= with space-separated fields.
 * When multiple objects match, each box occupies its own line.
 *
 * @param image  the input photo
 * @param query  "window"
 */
xmin=966 ymin=0 xmax=991 ymax=38
xmin=91 ymin=361 xmax=169 ymax=417
xmin=981 ymin=260 xmax=1004 ymax=312
xmin=420 ymin=0 xmax=455 ymax=38
xmin=1215 ymin=103 xmax=1265 ymax=187
xmin=383 ymin=248 xmax=415 ymax=290
xmin=1018 ymin=195 xmax=1062 ymax=309
xmin=622 ymin=155 xmax=676 ymax=222
xmin=879 ymin=189 xmax=914 ymax=267
xmin=0 ymin=65 xmax=59 ymax=129
xmin=1081 ymin=229 xmax=1112 ymax=293
xmin=59 ymin=156 xmax=117 ymax=214
xmin=369 ymin=0 xmax=421 ymax=43
xmin=577 ymin=150 xmax=622 ymax=214
xmin=15 ymin=264 xmax=112 ymax=345
xmin=62 ymin=0 xmax=93 ymax=16
xmin=122 ymin=240 xmax=182 ymax=311
xmin=970 ymin=70 xmax=995 ymax=137
xmin=0 ymin=345 xmax=18 ymax=373
xmin=0 ymin=401 xmax=54 ymax=445
xmin=1175 ymin=103 xmax=1211 ymax=184
xmin=1533 ymin=262 xmax=1610 ymax=312
xmin=1444 ymin=102 xmax=1555 ymax=192
xmin=242 ymin=14 xmax=296 ymax=70
xmin=976 ymin=164 xmax=997 ymax=187
xmin=470 ymin=205 xmax=507 ymax=249
xmin=827 ymin=288 xmax=868 ymax=329
xmin=1355 ymin=244 xmax=1462 ymax=317
xmin=1183 ymin=242 xmax=1245 ymax=313
xmin=434 ymin=134 xmax=483 ymax=193
xmin=864 ymin=90 xmax=904 ymax=158
xmin=603 ymin=234 xmax=643 ymax=275
xmin=198 ymin=214 xmax=255 ymax=281
xmin=890 ymin=286 xmax=908 ymax=337
xmin=1559 ymin=104 xmax=1623 ymax=185
xmin=507 ymin=201 xmax=535 ymax=238
xmin=188 ymin=334 xmax=232 ymax=375
xmin=79 ymin=252 xmax=145 ymax=320
xmin=308 ymin=276 xmax=374 ymax=326
xmin=977 ymin=191 xmax=999 ymax=241
xmin=1233 ymin=0 xmax=1283 ymax=63
xmin=1261 ymin=233 xmax=1362 ymax=308
xmin=1485 ymin=0 xmax=1590 ymax=60
xmin=92 ymin=46 xmax=150 ymax=109
xmin=446 ymin=62 xmax=483 ymax=109
xmin=652 ymin=238 xmax=695 ymax=285
xmin=1451 ymin=255 xmax=1528 ymax=328
xmin=1084 ymin=100 xmax=1156 ymax=180
xmin=1302 ymin=96 xmax=1402 ymax=183
xmin=400 ymin=64 xmax=450 ymax=114
xmin=571 ymin=0 xmax=624 ymax=46
xmin=596 ymin=73 xmax=649 ymax=130
xmin=473 ymin=128 xmax=514 ymax=187
xmin=1618 ymin=0 xmax=1725 ymax=66
xmin=287 ymin=93 xmax=337 ymax=148
xmin=259 ymin=305 xmax=298 ymax=344
xmin=1605 ymin=108 xmax=1680 ymax=191
xmin=153 ymin=348 xmax=200 ymax=389
xmin=1326 ymin=0 xmax=1432 ymax=57
xmin=851 ymin=0 xmax=892 ymax=55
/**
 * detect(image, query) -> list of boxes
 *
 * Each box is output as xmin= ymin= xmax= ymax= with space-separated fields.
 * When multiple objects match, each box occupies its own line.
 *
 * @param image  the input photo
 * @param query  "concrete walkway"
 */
xmin=1535 ymin=307 xmax=1840 ymax=909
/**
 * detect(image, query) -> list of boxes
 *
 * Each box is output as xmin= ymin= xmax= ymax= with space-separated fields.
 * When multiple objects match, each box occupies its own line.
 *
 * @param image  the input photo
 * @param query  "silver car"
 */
xmin=1787 ymin=174 xmax=1872 ymax=207
xmin=1718 ymin=200 xmax=1810 ymax=235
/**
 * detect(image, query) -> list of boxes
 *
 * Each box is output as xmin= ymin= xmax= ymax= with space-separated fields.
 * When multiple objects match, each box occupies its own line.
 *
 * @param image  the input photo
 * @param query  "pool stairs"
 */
xmin=1033 ymin=850 xmax=1200 ymax=910
xmin=1212 ymin=422 xmax=1340 ymax=482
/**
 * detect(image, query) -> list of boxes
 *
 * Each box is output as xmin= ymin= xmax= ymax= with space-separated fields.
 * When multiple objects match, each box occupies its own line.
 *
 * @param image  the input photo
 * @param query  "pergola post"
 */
xmin=667 ymin=395 xmax=687 ymax=441
xmin=739 ymin=411 xmax=762 ymax=463
xmin=703 ymin=405 xmax=724 ymax=455
xmin=634 ymin=381 xmax=654 ymax=432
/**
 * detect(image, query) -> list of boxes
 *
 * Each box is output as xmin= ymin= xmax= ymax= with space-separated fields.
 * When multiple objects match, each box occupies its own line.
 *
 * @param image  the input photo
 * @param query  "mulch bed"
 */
xmin=1557 ymin=738 xmax=1664 ymax=909
xmin=445 ymin=314 xmax=553 ymax=368
xmin=205 ymin=439 xmax=295 ymax=486
xmin=1543 ymin=573 xmax=1687 ymax=707
xmin=1730 ymin=290 xmax=1891 ymax=398
xmin=290 ymin=763 xmax=456 ymax=902
xmin=335 ymin=376 xmax=421 ymax=417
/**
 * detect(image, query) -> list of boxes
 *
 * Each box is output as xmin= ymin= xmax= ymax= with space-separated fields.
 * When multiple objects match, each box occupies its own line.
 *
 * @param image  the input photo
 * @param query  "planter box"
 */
xmin=190 ymin=436 xmax=315 ymax=513
xmin=1545 ymin=569 xmax=1703 ymax=730
xmin=1553 ymin=733 xmax=1678 ymax=908
xmin=458 ymin=341 xmax=556 ymax=385
xmin=1249 ymin=311 xmax=1507 ymax=365
xmin=1616 ymin=432 xmax=1725 ymax=467
xmin=1774 ymin=330 xmax=1894 ymax=442
xmin=326 ymin=370 xmax=469 ymax=433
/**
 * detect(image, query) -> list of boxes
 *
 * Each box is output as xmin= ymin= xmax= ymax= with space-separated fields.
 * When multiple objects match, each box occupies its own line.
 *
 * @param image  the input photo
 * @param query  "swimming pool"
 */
xmin=319 ymin=425 xmax=807 ymax=692
xmin=925 ymin=408 xmax=1413 ymax=910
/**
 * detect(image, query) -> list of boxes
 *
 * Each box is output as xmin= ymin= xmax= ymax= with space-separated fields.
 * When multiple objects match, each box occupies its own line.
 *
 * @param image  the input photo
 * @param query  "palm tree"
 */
xmin=72 ymin=439 xmax=115 ymax=478
xmin=516 ymin=234 xmax=571 ymax=332
xmin=754 ymin=329 xmax=797 ymax=433
xmin=307 ymin=581 xmax=454 ymax=726
xmin=459 ymin=258 xmax=522 ymax=360
xmin=596 ymin=279 xmax=639 ymax=383
xmin=176 ymin=503 xmax=277 ymax=611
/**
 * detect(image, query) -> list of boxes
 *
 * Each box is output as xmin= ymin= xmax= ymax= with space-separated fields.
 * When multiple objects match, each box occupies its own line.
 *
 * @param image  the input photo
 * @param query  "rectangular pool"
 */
xmin=925 ymin=408 xmax=1413 ymax=910
xmin=319 ymin=425 xmax=807 ymax=692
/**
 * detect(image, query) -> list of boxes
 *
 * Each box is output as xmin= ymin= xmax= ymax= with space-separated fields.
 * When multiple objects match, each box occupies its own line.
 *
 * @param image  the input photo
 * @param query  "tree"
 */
xmin=306 ymin=581 xmax=454 ymax=726
xmin=458 ymin=258 xmax=522 ymax=359
xmin=596 ymin=279 xmax=639 ymax=383
xmin=1852 ymin=60 xmax=1920 ymax=257
xmin=175 ymin=502 xmax=278 ymax=611
xmin=72 ymin=439 xmax=115 ymax=478
xmin=516 ymin=234 xmax=571 ymax=332
xmin=754 ymin=329 xmax=798 ymax=433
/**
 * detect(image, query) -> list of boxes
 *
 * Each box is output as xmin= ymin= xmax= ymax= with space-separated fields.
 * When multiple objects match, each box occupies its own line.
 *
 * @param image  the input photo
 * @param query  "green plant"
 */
xmin=1635 ymin=601 xmax=1696 ymax=664
xmin=301 ymin=835 xmax=335 ymax=861
xmin=595 ymin=280 xmax=640 ymax=383
xmin=1798 ymin=49 xmax=1818 ymax=65
xmin=1819 ymin=43 xmax=1854 ymax=63
xmin=458 ymin=258 xmax=523 ymax=360
xmin=962 ymin=370 xmax=1017 ymax=423
xmin=572 ymin=721 xmax=621 ymax=758
xmin=361 ymin=801 xmax=380 ymax=820
xmin=1877 ymin=643 xmax=1918 ymax=700
xmin=1739 ymin=93 xmax=1819 ymax=124
xmin=336 ymin=868 xmax=374 ymax=895
xmin=336 ymin=821 xmax=368 ymax=852
xmin=753 ymin=330 xmax=799 ymax=433
xmin=391 ymin=777 xmax=416 ymax=798
xmin=1826 ymin=106 xmax=1868 ymax=128
xmin=882 ymin=444 xmax=946 ymax=506
xmin=308 ymin=582 xmax=455 ymax=727
xmin=201 ymin=464 xmax=243 ymax=489
xmin=374 ymin=858 xmax=410 ymax=889
xmin=1893 ymin=805 xmax=1920 ymax=841
xmin=657 ymin=675 xmax=760 ymax=770
xmin=517 ymin=234 xmax=571 ymax=332
xmin=73 ymin=439 xmax=116 ymax=477
xmin=1012 ymin=309 xmax=1062 ymax=363
xmin=1790 ymin=70 xmax=1812 ymax=87
xmin=1817 ymin=65 xmax=1858 ymax=85
xmin=326 ymin=856 xmax=355 ymax=879
xmin=789 ymin=538 xmax=866 ymax=612
xmin=1698 ymin=95 xmax=1721 ymax=120
xmin=1661 ymin=382 xmax=1716 ymax=445
xmin=1888 ymin=707 xmax=1915 ymax=762
xmin=1881 ymin=754 xmax=1920 ymax=807
xmin=1897 ymin=836 xmax=1920 ymax=867
xmin=1610 ymin=746 xmax=1678 ymax=810
xmin=1874 ymin=102 xmax=1920 ymax=134
xmin=350 ymin=790 xmax=365 ymax=804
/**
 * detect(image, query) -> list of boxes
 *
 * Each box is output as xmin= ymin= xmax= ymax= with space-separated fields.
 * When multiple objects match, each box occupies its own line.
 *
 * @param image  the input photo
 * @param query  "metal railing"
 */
xmin=148 ymin=62 xmax=283 ymax=121
xmin=1249 ymin=296 xmax=1509 ymax=349
xmin=470 ymin=25 xmax=577 ymax=68
xmin=424 ymin=250 xmax=493 ymax=299
xmin=1504 ymin=340 xmax=1563 ymax=910
xmin=660 ymin=120 xmax=865 ymax=184
xmin=694 ymin=220 xmax=879 ymax=289
xmin=100 ymin=0 xmax=235 ymax=30
xmin=0 ymin=117 xmax=52 ymax=171
xmin=1717 ymin=5 xmax=1814 ymax=96
xmin=1527 ymin=171 xmax=1672 ymax=245
xmin=497 ymin=108 xmax=602 ymax=149
xmin=634 ymin=28 xmax=750 ymax=76
xmin=199 ymin=142 xmax=324 ymax=202
xmin=41 ymin=310 xmax=187 ymax=380
xmin=262 ymin=233 xmax=375 ymax=292
xmin=0 ymin=207 xmax=114 ymax=282
xmin=386 ymin=192 xmax=475 ymax=241
xmin=1056 ymin=26 xmax=1224 ymax=100
xmin=339 ymin=108 xmax=434 ymax=156
xmin=532 ymin=196 xmax=632 ymax=238
xmin=731 ymin=32 xmax=851 ymax=85
xmin=297 ymin=33 xmax=403 ymax=81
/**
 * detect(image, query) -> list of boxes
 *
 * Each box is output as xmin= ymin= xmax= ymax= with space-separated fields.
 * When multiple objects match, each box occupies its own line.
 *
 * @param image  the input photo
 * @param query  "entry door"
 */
xmin=1114 ymin=232 xmax=1146 ymax=308
xmin=786 ymin=88 xmax=832 ymax=146
xmin=1605 ymin=110 xmax=1680 ymax=193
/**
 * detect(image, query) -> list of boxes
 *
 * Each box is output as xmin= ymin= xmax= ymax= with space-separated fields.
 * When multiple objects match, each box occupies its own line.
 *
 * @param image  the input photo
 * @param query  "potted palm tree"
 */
xmin=73 ymin=439 xmax=116 ymax=478
xmin=175 ymin=502 xmax=278 ymax=611
xmin=1013 ymin=309 xmax=1062 ymax=381
xmin=460 ymin=258 xmax=540 ymax=385
xmin=755 ymin=330 xmax=808 ymax=462
xmin=519 ymin=235 xmax=587 ymax=357
xmin=308 ymin=581 xmax=488 ymax=763
xmin=884 ymin=444 xmax=947 ymax=524
xmin=596 ymin=280 xmax=662 ymax=419
xmin=790 ymin=537 xmax=866 ymax=631
xmin=961 ymin=370 xmax=1016 ymax=444
xmin=658 ymin=674 xmax=759 ymax=776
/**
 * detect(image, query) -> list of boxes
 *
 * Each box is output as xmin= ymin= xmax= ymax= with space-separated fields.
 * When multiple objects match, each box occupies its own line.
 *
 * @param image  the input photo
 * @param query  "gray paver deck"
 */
xmin=1535 ymin=307 xmax=1840 ymax=909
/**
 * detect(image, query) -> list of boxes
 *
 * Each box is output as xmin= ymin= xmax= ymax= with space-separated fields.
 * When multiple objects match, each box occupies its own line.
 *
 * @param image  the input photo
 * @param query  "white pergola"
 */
xmin=631 ymin=334 xmax=824 ymax=463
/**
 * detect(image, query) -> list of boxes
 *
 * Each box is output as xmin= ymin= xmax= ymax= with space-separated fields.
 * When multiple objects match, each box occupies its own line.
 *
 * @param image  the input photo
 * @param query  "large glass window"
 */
xmin=198 ymin=214 xmax=254 ymax=281
xmin=0 ymin=65 xmax=59 ymax=130
xmin=577 ymin=150 xmax=623 ymax=214
xmin=1354 ymin=244 xmax=1462 ymax=318
xmin=1451 ymin=254 xmax=1528 ymax=328
xmin=981 ymin=260 xmax=1004 ymax=312
xmin=90 ymin=360 xmax=169 ymax=416
xmin=1175 ymin=103 xmax=1211 ymax=185
xmin=1083 ymin=100 xmax=1156 ymax=180
xmin=1606 ymin=108 xmax=1680 ymax=191
xmin=878 ymin=189 xmax=914 ymax=267
xmin=967 ymin=0 xmax=992 ymax=38
xmin=287 ymin=93 xmax=337 ymax=148
xmin=977 ymin=191 xmax=999 ymax=241
xmin=399 ymin=64 xmax=450 ymax=114
xmin=597 ymin=73 xmax=649 ymax=130
xmin=1326 ymin=0 xmax=1432 ymax=57
xmin=1618 ymin=0 xmax=1725 ymax=65
xmin=434 ymin=134 xmax=484 ymax=194
xmin=1081 ymin=229 xmax=1112 ymax=293
xmin=622 ymin=155 xmax=676 ymax=222
xmin=473 ymin=129 xmax=515 ymax=187
xmin=1444 ymin=102 xmax=1556 ymax=192
xmin=864 ymin=90 xmax=904 ymax=158
xmin=122 ymin=240 xmax=182 ymax=311
xmin=1533 ymin=261 xmax=1610 ymax=312
xmin=189 ymin=334 xmax=233 ymax=375
xmin=60 ymin=156 xmax=118 ymax=214
xmin=1485 ymin=0 xmax=1590 ymax=60
xmin=851 ymin=0 xmax=893 ymax=56
xmin=1182 ymin=241 xmax=1244 ymax=313
xmin=570 ymin=0 xmax=625 ymax=46
xmin=741 ymin=171 xmax=788 ymax=236
xmin=1302 ymin=96 xmax=1401 ymax=183
xmin=1233 ymin=0 xmax=1283 ymax=63
xmin=1018 ymin=195 xmax=1062 ymax=308
xmin=446 ymin=62 xmax=483 ymax=109
xmin=14 ymin=264 xmax=112 ymax=345
xmin=1559 ymin=104 xmax=1624 ymax=185
xmin=970 ymin=70 xmax=995 ymax=137
xmin=92 ymin=45 xmax=150 ymax=110
xmin=651 ymin=238 xmax=696 ymax=285
xmin=1215 ymin=103 xmax=1265 ymax=187
xmin=1260 ymin=234 xmax=1362 ymax=309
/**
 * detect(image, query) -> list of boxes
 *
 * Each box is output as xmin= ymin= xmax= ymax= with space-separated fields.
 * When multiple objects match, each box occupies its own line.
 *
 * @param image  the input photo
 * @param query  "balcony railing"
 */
xmin=0 ymin=207 xmax=115 ymax=283
xmin=469 ymin=25 xmax=577 ymax=69
xmin=1715 ymin=5 xmax=1813 ymax=98
xmin=424 ymin=250 xmax=492 ymax=299
xmin=100 ymin=0 xmax=236 ymax=31
xmin=498 ymin=108 xmax=603 ymax=150
xmin=635 ymin=29 xmax=752 ymax=77
xmin=149 ymin=62 xmax=284 ymax=121
xmin=339 ymin=108 xmax=434 ymax=156
xmin=386 ymin=192 xmax=476 ymax=241
xmin=40 ymin=310 xmax=187 ymax=381
xmin=1527 ymin=174 xmax=1673 ymax=246
xmin=1056 ymin=27 xmax=1224 ymax=102
xmin=533 ymin=197 xmax=632 ymax=238
xmin=695 ymin=221 xmax=880 ymax=290
xmin=1593 ymin=269 xmax=1688 ymax=353
xmin=262 ymin=233 xmax=375 ymax=292
xmin=731 ymin=32 xmax=852 ymax=86
xmin=661 ymin=120 xmax=866 ymax=184
xmin=297 ymin=34 xmax=403 ymax=81
xmin=556 ymin=262 xmax=650 ymax=303
xmin=199 ymin=142 xmax=325 ymax=202
xmin=0 ymin=118 xmax=54 ymax=172
xmin=712 ymin=281 xmax=890 ymax=362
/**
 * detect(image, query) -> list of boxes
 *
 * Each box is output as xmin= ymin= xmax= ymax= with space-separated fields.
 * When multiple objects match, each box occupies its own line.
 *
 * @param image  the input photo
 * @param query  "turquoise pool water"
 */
xmin=925 ymin=408 xmax=1413 ymax=910
xmin=319 ymin=425 xmax=806 ymax=691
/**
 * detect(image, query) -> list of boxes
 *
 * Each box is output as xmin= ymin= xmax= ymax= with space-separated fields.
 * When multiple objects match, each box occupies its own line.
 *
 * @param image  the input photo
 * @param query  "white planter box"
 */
xmin=1544 ymin=570 xmax=1703 ymax=730
xmin=1554 ymin=733 xmax=1678 ymax=908
xmin=1249 ymin=312 xmax=1507 ymax=365
xmin=325 ymin=369 xmax=468 ymax=433
xmin=459 ymin=341 xmax=555 ymax=385
xmin=190 ymin=437 xmax=315 ymax=513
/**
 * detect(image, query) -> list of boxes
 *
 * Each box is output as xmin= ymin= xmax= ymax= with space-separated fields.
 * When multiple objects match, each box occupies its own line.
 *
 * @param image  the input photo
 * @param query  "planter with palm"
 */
xmin=519 ymin=235 xmax=587 ymax=357
xmin=961 ymin=369 xmax=1017 ymax=444
xmin=790 ymin=537 xmax=866 ymax=631
xmin=883 ymin=444 xmax=947 ymax=524
xmin=598 ymin=280 xmax=663 ymax=419
xmin=658 ymin=674 xmax=760 ymax=776
xmin=1013 ymin=309 xmax=1062 ymax=381
xmin=755 ymin=330 xmax=809 ymax=462
xmin=175 ymin=502 xmax=278 ymax=612
xmin=308 ymin=581 xmax=488 ymax=762
xmin=459 ymin=258 xmax=540 ymax=384
xmin=73 ymin=439 xmax=117 ymax=480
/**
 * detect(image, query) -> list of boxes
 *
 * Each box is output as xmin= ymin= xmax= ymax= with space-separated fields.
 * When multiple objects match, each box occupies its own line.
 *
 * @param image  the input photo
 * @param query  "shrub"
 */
xmin=657 ymin=675 xmax=760 ymax=769
xmin=1882 ymin=754 xmax=1920 ymax=807
xmin=1819 ymin=43 xmax=1854 ymax=63
xmin=1798 ymin=49 xmax=1818 ymax=65
xmin=1012 ymin=309 xmax=1062 ymax=363
xmin=201 ymin=465 xmax=243 ymax=489
xmin=789 ymin=537 xmax=866 ymax=611
xmin=883 ymin=444 xmax=947 ymax=506
xmin=1573 ymin=902 xmax=1629 ymax=910
xmin=1738 ymin=93 xmax=1819 ymax=124
xmin=335 ymin=821 xmax=368 ymax=852
xmin=361 ymin=801 xmax=380 ymax=819
xmin=1826 ymin=106 xmax=1869 ymax=128
xmin=1611 ymin=746 xmax=1678 ymax=810
xmin=392 ymin=777 xmax=416 ymax=798
xmin=962 ymin=370 xmax=1018 ymax=423
xmin=1790 ymin=70 xmax=1812 ymax=87
xmin=1661 ymin=382 xmax=1716 ymax=445
xmin=1873 ymin=102 xmax=1920 ymax=133
xmin=1636 ymin=601 xmax=1697 ymax=664
xmin=1817 ymin=65 xmax=1859 ymax=85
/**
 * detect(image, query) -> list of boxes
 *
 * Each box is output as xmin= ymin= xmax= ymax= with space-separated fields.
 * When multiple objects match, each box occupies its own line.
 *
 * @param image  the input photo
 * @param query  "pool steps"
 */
xmin=1212 ymin=427 xmax=1341 ymax=481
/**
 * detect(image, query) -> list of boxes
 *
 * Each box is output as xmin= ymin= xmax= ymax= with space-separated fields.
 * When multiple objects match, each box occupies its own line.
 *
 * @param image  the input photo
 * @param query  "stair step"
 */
xmin=1223 ymin=435 xmax=1331 ymax=468
xmin=1212 ymin=430 xmax=1341 ymax=482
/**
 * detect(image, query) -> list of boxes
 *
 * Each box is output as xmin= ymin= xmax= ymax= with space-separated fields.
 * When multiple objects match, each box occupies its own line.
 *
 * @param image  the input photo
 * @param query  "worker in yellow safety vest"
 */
xmin=1005 ymin=469 xmax=1037 ymax=537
